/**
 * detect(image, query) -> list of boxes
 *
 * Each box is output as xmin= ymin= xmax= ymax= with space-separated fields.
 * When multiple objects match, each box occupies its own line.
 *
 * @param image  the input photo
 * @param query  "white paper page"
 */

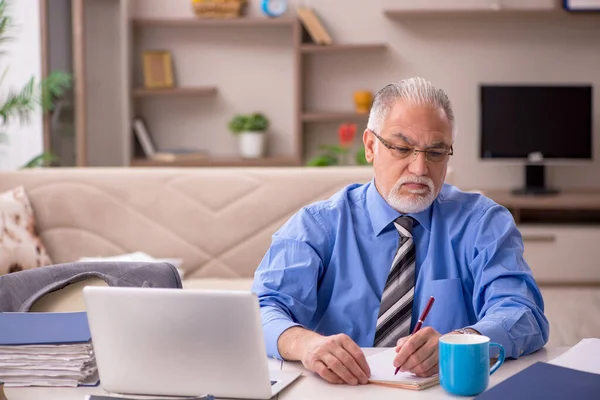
xmin=366 ymin=348 xmax=437 ymax=383
xmin=549 ymin=338 xmax=600 ymax=374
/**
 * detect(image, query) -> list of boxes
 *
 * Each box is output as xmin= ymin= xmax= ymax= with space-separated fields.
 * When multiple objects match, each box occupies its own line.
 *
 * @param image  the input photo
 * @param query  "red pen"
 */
xmin=394 ymin=296 xmax=435 ymax=375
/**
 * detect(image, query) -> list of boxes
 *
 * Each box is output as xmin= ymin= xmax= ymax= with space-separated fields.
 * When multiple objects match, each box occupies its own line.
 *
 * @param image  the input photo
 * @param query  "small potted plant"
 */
xmin=228 ymin=113 xmax=269 ymax=158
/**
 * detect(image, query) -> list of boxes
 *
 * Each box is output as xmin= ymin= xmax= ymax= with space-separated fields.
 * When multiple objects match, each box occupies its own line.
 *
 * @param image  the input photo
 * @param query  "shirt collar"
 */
xmin=366 ymin=179 xmax=433 ymax=236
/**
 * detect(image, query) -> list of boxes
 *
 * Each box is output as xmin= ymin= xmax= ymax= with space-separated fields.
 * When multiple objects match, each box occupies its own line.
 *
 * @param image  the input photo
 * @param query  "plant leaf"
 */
xmin=41 ymin=71 xmax=72 ymax=112
xmin=21 ymin=152 xmax=60 ymax=169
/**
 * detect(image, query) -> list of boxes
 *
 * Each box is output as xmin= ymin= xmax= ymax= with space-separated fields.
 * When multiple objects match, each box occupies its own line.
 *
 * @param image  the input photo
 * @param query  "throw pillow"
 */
xmin=0 ymin=186 xmax=53 ymax=275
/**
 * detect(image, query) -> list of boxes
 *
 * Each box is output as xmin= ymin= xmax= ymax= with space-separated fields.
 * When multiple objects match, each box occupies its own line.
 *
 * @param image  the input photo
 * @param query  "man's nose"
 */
xmin=408 ymin=151 xmax=428 ymax=176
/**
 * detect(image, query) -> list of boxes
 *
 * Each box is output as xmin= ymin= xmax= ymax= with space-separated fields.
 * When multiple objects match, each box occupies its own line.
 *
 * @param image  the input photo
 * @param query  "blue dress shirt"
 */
xmin=252 ymin=180 xmax=549 ymax=360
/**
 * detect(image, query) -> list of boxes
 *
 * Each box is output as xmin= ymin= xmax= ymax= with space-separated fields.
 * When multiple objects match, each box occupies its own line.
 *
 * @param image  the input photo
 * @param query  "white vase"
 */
xmin=239 ymin=131 xmax=266 ymax=158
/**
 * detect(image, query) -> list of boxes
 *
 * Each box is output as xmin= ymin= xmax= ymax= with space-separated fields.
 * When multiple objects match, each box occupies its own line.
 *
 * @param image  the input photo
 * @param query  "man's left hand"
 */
xmin=393 ymin=327 xmax=441 ymax=377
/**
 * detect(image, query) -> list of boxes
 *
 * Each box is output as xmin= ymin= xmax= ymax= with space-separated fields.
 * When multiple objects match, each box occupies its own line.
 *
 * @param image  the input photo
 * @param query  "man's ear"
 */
xmin=363 ymin=129 xmax=375 ymax=163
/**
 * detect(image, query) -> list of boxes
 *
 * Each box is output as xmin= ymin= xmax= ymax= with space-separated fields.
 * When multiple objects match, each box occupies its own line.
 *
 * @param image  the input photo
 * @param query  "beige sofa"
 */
xmin=0 ymin=167 xmax=597 ymax=347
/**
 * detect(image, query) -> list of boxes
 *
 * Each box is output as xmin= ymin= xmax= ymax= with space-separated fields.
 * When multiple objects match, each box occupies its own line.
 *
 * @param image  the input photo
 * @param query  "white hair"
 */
xmin=367 ymin=77 xmax=456 ymax=140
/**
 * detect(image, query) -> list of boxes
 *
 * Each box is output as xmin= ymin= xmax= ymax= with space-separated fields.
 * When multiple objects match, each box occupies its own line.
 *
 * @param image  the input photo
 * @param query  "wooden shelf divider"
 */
xmin=132 ymin=17 xmax=297 ymax=28
xmin=131 ymin=156 xmax=300 ymax=168
xmin=383 ymin=8 xmax=590 ymax=19
xmin=301 ymin=43 xmax=387 ymax=54
xmin=133 ymin=87 xmax=218 ymax=98
xmin=302 ymin=111 xmax=370 ymax=123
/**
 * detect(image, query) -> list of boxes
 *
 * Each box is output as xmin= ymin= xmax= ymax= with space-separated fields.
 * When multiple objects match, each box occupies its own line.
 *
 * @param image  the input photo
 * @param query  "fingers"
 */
xmin=331 ymin=346 xmax=369 ymax=385
xmin=393 ymin=330 xmax=429 ymax=369
xmin=321 ymin=351 xmax=359 ymax=385
xmin=395 ymin=335 xmax=410 ymax=352
xmin=303 ymin=334 xmax=370 ymax=386
xmin=340 ymin=336 xmax=371 ymax=377
xmin=415 ymin=361 xmax=439 ymax=378
xmin=403 ymin=345 xmax=438 ymax=375
xmin=314 ymin=360 xmax=344 ymax=384
xmin=393 ymin=327 xmax=440 ymax=373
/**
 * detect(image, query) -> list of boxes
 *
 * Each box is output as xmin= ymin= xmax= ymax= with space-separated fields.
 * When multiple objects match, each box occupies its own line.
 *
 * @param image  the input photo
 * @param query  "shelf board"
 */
xmin=133 ymin=87 xmax=218 ymax=97
xmin=130 ymin=156 xmax=300 ymax=167
xmin=132 ymin=17 xmax=297 ymax=28
xmin=383 ymin=8 xmax=591 ymax=19
xmin=302 ymin=111 xmax=370 ymax=123
xmin=301 ymin=43 xmax=387 ymax=54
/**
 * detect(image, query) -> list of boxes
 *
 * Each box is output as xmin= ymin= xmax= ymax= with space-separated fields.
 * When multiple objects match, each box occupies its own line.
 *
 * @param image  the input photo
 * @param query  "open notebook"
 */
xmin=366 ymin=348 xmax=439 ymax=390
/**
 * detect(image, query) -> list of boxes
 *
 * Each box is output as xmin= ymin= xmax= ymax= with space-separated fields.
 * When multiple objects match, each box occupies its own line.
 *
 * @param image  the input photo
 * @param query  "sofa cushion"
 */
xmin=0 ymin=186 xmax=52 ymax=275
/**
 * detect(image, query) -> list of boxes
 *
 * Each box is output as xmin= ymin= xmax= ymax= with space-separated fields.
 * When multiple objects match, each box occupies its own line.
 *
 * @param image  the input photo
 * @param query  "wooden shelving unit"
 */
xmin=301 ymin=43 xmax=387 ymax=54
xmin=132 ymin=87 xmax=218 ymax=98
xmin=127 ymin=15 xmax=388 ymax=168
xmin=302 ymin=111 xmax=370 ymax=123
xmin=131 ymin=156 xmax=298 ymax=167
xmin=130 ymin=17 xmax=302 ymax=167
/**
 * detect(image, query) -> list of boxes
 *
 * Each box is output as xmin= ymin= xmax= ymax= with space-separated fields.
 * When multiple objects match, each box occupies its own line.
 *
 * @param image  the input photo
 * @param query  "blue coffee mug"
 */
xmin=439 ymin=334 xmax=505 ymax=396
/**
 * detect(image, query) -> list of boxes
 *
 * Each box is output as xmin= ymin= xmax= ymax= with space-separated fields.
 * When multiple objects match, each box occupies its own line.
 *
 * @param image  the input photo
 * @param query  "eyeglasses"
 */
xmin=370 ymin=130 xmax=454 ymax=163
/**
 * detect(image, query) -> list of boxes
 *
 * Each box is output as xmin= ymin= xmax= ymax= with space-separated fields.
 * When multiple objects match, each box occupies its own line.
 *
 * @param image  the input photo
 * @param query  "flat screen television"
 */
xmin=480 ymin=84 xmax=593 ymax=195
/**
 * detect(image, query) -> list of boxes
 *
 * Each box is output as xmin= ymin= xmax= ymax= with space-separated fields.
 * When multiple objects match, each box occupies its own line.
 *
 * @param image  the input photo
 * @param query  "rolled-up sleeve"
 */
xmin=467 ymin=205 xmax=550 ymax=359
xmin=251 ymin=208 xmax=331 ymax=359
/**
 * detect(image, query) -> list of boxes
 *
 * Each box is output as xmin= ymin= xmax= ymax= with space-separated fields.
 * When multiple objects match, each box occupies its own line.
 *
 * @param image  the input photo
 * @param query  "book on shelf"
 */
xmin=133 ymin=118 xmax=207 ymax=162
xmin=297 ymin=8 xmax=333 ymax=45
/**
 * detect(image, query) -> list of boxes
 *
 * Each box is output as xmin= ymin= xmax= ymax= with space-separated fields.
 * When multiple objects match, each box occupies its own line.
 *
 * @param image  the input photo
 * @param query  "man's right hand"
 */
xmin=278 ymin=327 xmax=370 ymax=385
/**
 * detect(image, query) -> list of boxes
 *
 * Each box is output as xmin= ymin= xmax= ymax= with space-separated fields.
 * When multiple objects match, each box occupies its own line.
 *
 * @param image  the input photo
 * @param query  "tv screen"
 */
xmin=480 ymin=85 xmax=593 ymax=160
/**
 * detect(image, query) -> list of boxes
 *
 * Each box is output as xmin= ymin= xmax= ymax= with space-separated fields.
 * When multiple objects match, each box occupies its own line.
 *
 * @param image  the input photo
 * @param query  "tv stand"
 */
xmin=512 ymin=187 xmax=559 ymax=196
xmin=512 ymin=164 xmax=559 ymax=196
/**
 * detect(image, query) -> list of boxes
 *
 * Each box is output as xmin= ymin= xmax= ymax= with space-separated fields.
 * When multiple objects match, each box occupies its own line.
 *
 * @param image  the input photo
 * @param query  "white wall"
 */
xmin=0 ymin=0 xmax=43 ymax=170
xmin=130 ymin=0 xmax=600 ymax=190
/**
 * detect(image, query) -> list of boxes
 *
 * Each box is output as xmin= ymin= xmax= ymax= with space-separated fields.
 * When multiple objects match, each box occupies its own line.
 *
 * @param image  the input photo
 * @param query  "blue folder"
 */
xmin=0 ymin=311 xmax=91 ymax=345
xmin=475 ymin=361 xmax=600 ymax=400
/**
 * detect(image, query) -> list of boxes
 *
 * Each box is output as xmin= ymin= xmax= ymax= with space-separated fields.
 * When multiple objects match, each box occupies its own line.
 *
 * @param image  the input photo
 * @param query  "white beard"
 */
xmin=386 ymin=175 xmax=437 ymax=214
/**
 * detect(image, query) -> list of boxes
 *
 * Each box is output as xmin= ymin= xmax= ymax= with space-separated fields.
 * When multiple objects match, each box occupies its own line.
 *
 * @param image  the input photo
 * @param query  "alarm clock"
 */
xmin=261 ymin=0 xmax=287 ymax=18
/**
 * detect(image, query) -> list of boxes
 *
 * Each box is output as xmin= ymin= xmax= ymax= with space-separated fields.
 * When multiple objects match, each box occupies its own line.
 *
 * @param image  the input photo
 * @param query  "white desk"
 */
xmin=5 ymin=348 xmax=568 ymax=400
xmin=278 ymin=347 xmax=569 ymax=400
xmin=5 ymin=359 xmax=284 ymax=400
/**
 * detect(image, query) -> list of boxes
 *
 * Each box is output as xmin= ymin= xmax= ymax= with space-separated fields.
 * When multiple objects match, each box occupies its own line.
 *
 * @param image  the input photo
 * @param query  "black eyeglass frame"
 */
xmin=369 ymin=130 xmax=454 ymax=163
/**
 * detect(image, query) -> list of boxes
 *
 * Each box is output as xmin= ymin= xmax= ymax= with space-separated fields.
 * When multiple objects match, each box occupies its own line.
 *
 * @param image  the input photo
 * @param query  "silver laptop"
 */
xmin=83 ymin=286 xmax=301 ymax=399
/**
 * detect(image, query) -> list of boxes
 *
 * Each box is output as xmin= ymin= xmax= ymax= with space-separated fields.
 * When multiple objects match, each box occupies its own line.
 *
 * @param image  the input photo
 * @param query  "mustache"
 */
xmin=397 ymin=176 xmax=435 ymax=191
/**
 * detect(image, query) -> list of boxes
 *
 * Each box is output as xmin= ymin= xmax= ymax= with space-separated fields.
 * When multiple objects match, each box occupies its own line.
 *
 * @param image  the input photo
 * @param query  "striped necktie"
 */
xmin=374 ymin=216 xmax=416 ymax=347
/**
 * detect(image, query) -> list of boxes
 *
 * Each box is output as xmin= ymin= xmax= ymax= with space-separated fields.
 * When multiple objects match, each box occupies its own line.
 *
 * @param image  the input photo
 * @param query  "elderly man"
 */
xmin=251 ymin=77 xmax=549 ymax=385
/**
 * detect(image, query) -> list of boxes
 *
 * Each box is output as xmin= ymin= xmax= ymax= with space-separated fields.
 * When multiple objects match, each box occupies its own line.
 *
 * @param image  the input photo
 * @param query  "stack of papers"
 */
xmin=0 ymin=312 xmax=98 ymax=387
xmin=366 ymin=348 xmax=439 ymax=390
xmin=548 ymin=338 xmax=600 ymax=374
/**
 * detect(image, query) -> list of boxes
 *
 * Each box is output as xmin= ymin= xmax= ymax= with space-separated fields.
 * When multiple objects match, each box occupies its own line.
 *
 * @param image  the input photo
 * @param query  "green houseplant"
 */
xmin=0 ymin=0 xmax=71 ymax=168
xmin=228 ymin=113 xmax=269 ymax=158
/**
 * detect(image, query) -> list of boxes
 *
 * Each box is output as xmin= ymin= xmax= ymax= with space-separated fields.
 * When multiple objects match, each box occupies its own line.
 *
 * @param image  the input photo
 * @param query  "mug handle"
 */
xmin=489 ymin=343 xmax=505 ymax=376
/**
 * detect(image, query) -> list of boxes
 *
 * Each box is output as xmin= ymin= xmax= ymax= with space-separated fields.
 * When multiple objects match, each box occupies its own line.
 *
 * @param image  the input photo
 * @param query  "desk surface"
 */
xmin=5 ymin=347 xmax=568 ymax=400
xmin=279 ymin=346 xmax=569 ymax=400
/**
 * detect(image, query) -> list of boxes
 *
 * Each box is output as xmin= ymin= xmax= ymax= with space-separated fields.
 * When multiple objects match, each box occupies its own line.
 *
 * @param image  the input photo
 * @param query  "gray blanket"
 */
xmin=0 ymin=261 xmax=183 ymax=312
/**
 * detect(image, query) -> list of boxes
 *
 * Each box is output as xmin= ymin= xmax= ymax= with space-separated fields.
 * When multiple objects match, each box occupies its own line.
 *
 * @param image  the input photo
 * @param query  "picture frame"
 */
xmin=142 ymin=51 xmax=174 ymax=89
xmin=563 ymin=0 xmax=600 ymax=11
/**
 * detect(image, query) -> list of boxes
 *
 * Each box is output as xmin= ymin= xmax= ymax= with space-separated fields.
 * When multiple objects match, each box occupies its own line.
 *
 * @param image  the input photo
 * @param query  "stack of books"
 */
xmin=0 ymin=311 xmax=98 ymax=387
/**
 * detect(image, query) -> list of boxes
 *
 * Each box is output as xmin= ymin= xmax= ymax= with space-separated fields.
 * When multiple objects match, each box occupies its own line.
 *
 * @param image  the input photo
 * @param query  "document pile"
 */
xmin=366 ymin=348 xmax=439 ymax=390
xmin=0 ymin=311 xmax=98 ymax=387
